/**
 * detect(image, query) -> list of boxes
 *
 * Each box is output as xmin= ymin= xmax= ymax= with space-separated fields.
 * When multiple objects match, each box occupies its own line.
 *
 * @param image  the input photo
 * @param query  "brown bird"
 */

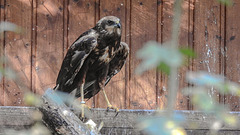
xmin=54 ymin=16 xmax=129 ymax=117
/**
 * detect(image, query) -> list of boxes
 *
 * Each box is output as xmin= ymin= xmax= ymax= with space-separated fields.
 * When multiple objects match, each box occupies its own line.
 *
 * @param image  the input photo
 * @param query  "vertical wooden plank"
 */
xmin=63 ymin=0 xmax=69 ymax=56
xmin=129 ymin=0 xmax=157 ymax=109
xmin=157 ymin=0 xmax=166 ymax=109
xmin=0 ymin=0 xmax=5 ymax=105
xmin=33 ymin=0 xmax=64 ymax=95
xmin=193 ymin=0 xmax=221 ymax=105
xmin=95 ymin=0 xmax=127 ymax=109
xmin=68 ymin=0 xmax=96 ymax=107
xmin=187 ymin=0 xmax=195 ymax=110
xmin=125 ymin=0 xmax=131 ymax=109
xmin=4 ymin=0 xmax=32 ymax=106
xmin=157 ymin=0 xmax=174 ymax=110
xmin=158 ymin=0 xmax=191 ymax=110
xmin=31 ymin=0 xmax=37 ymax=94
xmin=219 ymin=2 xmax=226 ymax=104
xmin=225 ymin=0 xmax=240 ymax=111
xmin=176 ymin=0 xmax=191 ymax=110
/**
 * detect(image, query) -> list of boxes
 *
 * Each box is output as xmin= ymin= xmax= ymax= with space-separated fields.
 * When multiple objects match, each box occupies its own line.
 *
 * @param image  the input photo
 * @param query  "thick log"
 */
xmin=39 ymin=89 xmax=99 ymax=135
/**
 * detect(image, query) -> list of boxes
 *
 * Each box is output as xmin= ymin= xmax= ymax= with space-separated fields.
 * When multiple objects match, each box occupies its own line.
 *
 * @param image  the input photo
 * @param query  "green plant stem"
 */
xmin=171 ymin=0 xmax=183 ymax=49
xmin=167 ymin=0 xmax=183 ymax=115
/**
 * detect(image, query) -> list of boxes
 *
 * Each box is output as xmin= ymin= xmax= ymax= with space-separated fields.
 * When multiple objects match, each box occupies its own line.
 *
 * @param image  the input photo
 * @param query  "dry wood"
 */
xmin=193 ymin=0 xmax=222 ymax=110
xmin=129 ymin=0 xmax=158 ymax=110
xmin=39 ymin=89 xmax=99 ymax=135
xmin=0 ymin=0 xmax=240 ymax=111
xmin=0 ymin=0 xmax=5 ymax=106
xmin=225 ymin=0 xmax=240 ymax=111
xmin=3 ymin=0 xmax=32 ymax=106
xmin=1 ymin=106 xmax=240 ymax=135
xmin=33 ymin=0 xmax=64 ymax=95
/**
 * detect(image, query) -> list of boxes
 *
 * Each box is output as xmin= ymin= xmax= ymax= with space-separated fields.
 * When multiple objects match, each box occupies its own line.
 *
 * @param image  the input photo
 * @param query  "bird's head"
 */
xmin=96 ymin=16 xmax=121 ymax=37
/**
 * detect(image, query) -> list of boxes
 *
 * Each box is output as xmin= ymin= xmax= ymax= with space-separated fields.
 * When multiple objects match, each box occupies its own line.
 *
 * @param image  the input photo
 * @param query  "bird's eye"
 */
xmin=107 ymin=20 xmax=114 ymax=25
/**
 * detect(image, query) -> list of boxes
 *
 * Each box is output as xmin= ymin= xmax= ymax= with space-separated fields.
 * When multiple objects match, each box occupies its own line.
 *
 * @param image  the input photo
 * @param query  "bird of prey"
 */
xmin=54 ymin=16 xmax=129 ymax=117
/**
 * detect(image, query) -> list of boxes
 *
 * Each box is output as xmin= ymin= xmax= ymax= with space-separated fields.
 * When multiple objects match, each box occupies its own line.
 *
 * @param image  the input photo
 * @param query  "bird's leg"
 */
xmin=102 ymin=87 xmax=119 ymax=112
xmin=78 ymin=64 xmax=90 ymax=119
xmin=80 ymin=83 xmax=85 ymax=118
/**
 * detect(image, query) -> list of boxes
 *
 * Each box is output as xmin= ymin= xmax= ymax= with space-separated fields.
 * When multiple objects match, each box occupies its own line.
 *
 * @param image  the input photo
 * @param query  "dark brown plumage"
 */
xmin=54 ymin=16 xmax=129 ymax=104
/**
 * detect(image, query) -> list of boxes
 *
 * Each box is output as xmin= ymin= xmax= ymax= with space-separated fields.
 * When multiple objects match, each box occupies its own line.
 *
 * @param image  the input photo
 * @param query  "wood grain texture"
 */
xmin=1 ymin=0 xmax=240 ymax=112
xmin=225 ymin=0 xmax=240 ymax=111
xmin=2 ymin=106 xmax=240 ymax=135
xmin=157 ymin=0 xmax=174 ymax=110
xmin=67 ymin=0 xmax=96 ymax=108
xmin=176 ymin=0 xmax=192 ymax=110
xmin=31 ymin=0 xmax=37 ymax=94
xmin=193 ymin=0 xmax=221 ymax=108
xmin=156 ymin=0 xmax=166 ymax=110
xmin=219 ymin=2 xmax=226 ymax=104
xmin=33 ymin=0 xmax=64 ymax=95
xmin=4 ymin=0 xmax=32 ymax=106
xmin=0 ymin=0 xmax=5 ymax=106
xmin=39 ymin=89 xmax=98 ymax=135
xmin=187 ymin=0 xmax=195 ymax=110
xmin=95 ymin=0 xmax=127 ymax=109
xmin=129 ymin=0 xmax=158 ymax=109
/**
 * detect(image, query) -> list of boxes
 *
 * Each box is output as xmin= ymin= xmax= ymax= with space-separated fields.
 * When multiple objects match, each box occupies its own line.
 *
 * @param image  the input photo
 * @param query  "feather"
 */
xmin=55 ymin=16 xmax=129 ymax=100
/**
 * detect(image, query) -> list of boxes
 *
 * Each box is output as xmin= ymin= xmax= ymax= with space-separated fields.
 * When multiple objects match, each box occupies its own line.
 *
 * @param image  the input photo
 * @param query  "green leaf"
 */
xmin=217 ymin=0 xmax=233 ymax=6
xmin=179 ymin=48 xmax=196 ymax=58
xmin=158 ymin=62 xmax=170 ymax=75
xmin=136 ymin=41 xmax=183 ymax=75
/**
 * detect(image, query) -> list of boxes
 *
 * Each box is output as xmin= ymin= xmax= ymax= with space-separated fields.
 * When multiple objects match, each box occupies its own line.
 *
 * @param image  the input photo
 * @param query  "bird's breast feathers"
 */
xmin=98 ymin=46 xmax=112 ymax=63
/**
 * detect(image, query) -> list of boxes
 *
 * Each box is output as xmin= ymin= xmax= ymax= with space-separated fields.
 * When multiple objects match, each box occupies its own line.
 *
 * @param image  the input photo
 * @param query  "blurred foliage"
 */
xmin=0 ymin=21 xmax=22 ymax=81
xmin=157 ymin=62 xmax=171 ymax=75
xmin=184 ymin=71 xmax=240 ymax=127
xmin=0 ymin=21 xmax=22 ymax=34
xmin=0 ymin=22 xmax=52 ymax=135
xmin=0 ymin=56 xmax=16 ymax=81
xmin=136 ymin=41 xmax=195 ymax=75
xmin=186 ymin=71 xmax=240 ymax=96
xmin=137 ymin=42 xmax=239 ymax=134
xmin=0 ymin=0 xmax=236 ymax=134
xmin=179 ymin=47 xmax=196 ymax=58
xmin=217 ymin=0 xmax=233 ymax=6
xmin=136 ymin=41 xmax=184 ymax=75
xmin=4 ymin=123 xmax=51 ymax=135
xmin=46 ymin=89 xmax=93 ymax=118
xmin=24 ymin=92 xmax=42 ymax=106
xmin=138 ymin=113 xmax=186 ymax=135
xmin=136 ymin=0 xmax=237 ymax=134
xmin=0 ymin=21 xmax=99 ymax=134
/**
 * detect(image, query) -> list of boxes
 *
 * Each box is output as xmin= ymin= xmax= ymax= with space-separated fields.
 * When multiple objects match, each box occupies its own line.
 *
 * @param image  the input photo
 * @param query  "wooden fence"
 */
xmin=0 ymin=0 xmax=240 ymax=111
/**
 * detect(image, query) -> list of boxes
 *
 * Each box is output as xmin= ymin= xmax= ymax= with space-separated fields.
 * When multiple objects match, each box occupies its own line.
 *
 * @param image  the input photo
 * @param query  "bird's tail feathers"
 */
xmin=83 ymin=80 xmax=96 ymax=90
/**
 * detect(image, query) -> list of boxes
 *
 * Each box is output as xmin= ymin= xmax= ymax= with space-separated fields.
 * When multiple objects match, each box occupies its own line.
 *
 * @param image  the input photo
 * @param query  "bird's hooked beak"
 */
xmin=115 ymin=21 xmax=121 ymax=29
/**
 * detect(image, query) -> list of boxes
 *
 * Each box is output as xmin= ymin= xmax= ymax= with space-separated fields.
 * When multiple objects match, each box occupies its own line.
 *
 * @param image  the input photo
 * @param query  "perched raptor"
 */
xmin=54 ymin=16 xmax=129 ymax=116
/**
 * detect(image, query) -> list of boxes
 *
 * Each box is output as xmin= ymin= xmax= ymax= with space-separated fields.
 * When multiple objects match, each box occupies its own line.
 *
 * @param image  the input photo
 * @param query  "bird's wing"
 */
xmin=79 ymin=42 xmax=129 ymax=99
xmin=56 ymin=30 xmax=98 ymax=90
xmin=105 ymin=42 xmax=129 ymax=85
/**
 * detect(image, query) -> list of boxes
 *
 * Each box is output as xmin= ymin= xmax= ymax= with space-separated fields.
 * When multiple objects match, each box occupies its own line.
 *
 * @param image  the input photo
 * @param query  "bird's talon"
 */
xmin=107 ymin=105 xmax=119 ymax=112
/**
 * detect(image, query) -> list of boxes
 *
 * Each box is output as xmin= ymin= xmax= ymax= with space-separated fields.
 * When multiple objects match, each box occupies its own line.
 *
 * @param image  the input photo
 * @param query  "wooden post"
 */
xmin=39 ymin=89 xmax=99 ymax=135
